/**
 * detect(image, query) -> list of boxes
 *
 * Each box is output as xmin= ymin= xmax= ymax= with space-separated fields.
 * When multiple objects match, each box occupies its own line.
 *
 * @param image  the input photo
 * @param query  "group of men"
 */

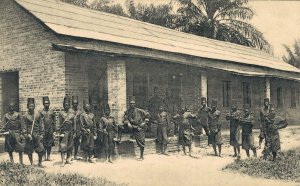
xmin=0 ymin=88 xmax=289 ymax=167
xmin=0 ymin=96 xmax=118 ymax=167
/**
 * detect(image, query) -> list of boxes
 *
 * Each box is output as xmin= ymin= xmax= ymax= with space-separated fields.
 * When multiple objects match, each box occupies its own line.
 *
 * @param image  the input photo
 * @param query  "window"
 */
xmin=276 ymin=87 xmax=283 ymax=107
xmin=243 ymin=82 xmax=251 ymax=107
xmin=222 ymin=81 xmax=231 ymax=107
xmin=291 ymin=87 xmax=297 ymax=108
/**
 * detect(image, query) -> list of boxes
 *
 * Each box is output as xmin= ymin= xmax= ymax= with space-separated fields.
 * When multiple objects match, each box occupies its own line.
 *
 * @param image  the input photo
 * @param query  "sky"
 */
xmin=105 ymin=0 xmax=300 ymax=58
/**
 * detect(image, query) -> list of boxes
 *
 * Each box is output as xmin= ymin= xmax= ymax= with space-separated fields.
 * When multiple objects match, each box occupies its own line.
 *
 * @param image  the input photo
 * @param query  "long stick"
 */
xmin=30 ymin=113 xmax=36 ymax=136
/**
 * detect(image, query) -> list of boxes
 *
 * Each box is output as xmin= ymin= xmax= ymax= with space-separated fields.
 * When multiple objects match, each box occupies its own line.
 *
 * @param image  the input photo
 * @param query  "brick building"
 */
xmin=1 ymin=0 xmax=300 ymax=126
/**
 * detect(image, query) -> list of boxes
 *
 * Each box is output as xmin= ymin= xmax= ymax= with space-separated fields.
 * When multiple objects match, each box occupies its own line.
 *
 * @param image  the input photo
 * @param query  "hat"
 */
xmin=83 ymin=99 xmax=89 ymax=106
xmin=200 ymin=97 xmax=207 ymax=102
xmin=263 ymin=98 xmax=270 ymax=102
xmin=42 ymin=96 xmax=50 ymax=103
xmin=243 ymin=104 xmax=250 ymax=110
xmin=211 ymin=99 xmax=217 ymax=107
xmin=232 ymin=99 xmax=238 ymax=107
xmin=72 ymin=95 xmax=79 ymax=103
xmin=27 ymin=98 xmax=35 ymax=105
xmin=8 ymin=98 xmax=15 ymax=106
xmin=129 ymin=96 xmax=136 ymax=104
xmin=269 ymin=104 xmax=275 ymax=109
xmin=63 ymin=96 xmax=70 ymax=104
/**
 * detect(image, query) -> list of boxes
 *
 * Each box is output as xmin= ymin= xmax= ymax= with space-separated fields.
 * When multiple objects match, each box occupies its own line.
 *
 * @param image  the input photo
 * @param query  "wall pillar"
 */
xmin=200 ymin=71 xmax=208 ymax=99
xmin=107 ymin=60 xmax=127 ymax=123
xmin=264 ymin=77 xmax=271 ymax=100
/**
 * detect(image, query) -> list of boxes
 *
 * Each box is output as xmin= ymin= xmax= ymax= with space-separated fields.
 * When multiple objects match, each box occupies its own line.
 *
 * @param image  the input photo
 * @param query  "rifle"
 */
xmin=30 ymin=113 xmax=36 ymax=136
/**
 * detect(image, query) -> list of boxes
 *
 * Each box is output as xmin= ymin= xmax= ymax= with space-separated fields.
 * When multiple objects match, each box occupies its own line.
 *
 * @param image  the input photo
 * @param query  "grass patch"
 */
xmin=223 ymin=148 xmax=300 ymax=182
xmin=0 ymin=161 xmax=127 ymax=186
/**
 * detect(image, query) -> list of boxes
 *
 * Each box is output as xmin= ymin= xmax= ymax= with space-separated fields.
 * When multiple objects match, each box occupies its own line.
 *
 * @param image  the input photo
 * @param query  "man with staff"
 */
xmin=1 ymin=100 xmax=25 ymax=164
xmin=23 ymin=98 xmax=45 ymax=167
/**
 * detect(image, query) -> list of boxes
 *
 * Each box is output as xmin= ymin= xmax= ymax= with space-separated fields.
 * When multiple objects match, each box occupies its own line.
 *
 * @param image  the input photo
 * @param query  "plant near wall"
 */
xmin=283 ymin=40 xmax=300 ymax=68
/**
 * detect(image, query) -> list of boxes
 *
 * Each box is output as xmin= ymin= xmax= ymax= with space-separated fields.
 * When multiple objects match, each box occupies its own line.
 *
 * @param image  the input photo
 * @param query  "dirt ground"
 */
xmin=1 ymin=126 xmax=300 ymax=186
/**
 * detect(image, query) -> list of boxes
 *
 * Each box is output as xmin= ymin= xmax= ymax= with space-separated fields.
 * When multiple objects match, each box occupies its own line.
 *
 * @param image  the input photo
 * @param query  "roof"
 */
xmin=15 ymin=0 xmax=300 ymax=77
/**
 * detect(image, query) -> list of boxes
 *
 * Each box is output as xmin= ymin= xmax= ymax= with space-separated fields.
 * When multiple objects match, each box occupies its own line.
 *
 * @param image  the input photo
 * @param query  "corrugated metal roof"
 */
xmin=15 ymin=0 xmax=300 ymax=75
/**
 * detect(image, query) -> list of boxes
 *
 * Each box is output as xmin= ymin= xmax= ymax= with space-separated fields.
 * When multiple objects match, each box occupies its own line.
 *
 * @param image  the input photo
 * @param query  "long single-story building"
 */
xmin=1 ymin=0 xmax=300 ymax=126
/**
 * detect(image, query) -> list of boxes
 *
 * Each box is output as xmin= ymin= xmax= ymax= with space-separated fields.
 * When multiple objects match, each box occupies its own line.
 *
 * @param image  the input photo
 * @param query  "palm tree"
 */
xmin=126 ymin=0 xmax=176 ymax=29
xmin=283 ymin=40 xmax=300 ymax=68
xmin=176 ymin=0 xmax=272 ymax=53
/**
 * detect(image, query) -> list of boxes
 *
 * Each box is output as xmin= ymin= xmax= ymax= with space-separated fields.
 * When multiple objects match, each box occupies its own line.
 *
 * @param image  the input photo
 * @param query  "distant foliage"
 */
xmin=224 ymin=149 xmax=300 ymax=182
xmin=175 ymin=0 xmax=272 ymax=53
xmin=283 ymin=40 xmax=300 ymax=68
xmin=60 ymin=0 xmax=272 ymax=53
xmin=0 ymin=161 xmax=127 ymax=186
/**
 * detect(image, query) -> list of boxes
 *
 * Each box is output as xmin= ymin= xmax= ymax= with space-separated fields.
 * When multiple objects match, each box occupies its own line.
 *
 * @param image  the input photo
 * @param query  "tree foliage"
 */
xmin=175 ymin=0 xmax=272 ymax=53
xmin=60 ymin=0 xmax=272 ymax=53
xmin=283 ymin=40 xmax=300 ymax=68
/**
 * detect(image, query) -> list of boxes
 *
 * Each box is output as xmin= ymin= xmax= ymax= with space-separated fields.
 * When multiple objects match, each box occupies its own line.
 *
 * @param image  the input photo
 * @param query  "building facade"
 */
xmin=1 ymin=0 xmax=300 ymax=127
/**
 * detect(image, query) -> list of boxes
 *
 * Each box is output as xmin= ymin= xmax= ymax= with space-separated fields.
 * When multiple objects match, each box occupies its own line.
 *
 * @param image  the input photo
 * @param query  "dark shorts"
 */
xmin=24 ymin=134 xmax=45 ymax=154
xmin=4 ymin=132 xmax=25 ymax=153
xmin=133 ymin=128 xmax=145 ymax=148
xmin=59 ymin=131 xmax=74 ymax=153
xmin=157 ymin=126 xmax=168 ymax=145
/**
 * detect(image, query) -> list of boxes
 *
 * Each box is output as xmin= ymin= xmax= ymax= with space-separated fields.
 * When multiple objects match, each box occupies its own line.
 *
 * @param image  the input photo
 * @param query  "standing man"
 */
xmin=197 ymin=97 xmax=211 ymax=146
xmin=239 ymin=104 xmax=257 ymax=158
xmin=264 ymin=104 xmax=288 ymax=161
xmin=163 ymin=88 xmax=175 ymax=136
xmin=226 ymin=100 xmax=242 ymax=158
xmin=173 ymin=107 xmax=196 ymax=156
xmin=80 ymin=101 xmax=97 ymax=163
xmin=40 ymin=96 xmax=56 ymax=161
xmin=1 ymin=101 xmax=25 ymax=164
xmin=57 ymin=96 xmax=75 ymax=167
xmin=208 ymin=99 xmax=222 ymax=157
xmin=156 ymin=105 xmax=170 ymax=155
xmin=125 ymin=98 xmax=150 ymax=161
xmin=23 ymin=98 xmax=45 ymax=167
xmin=71 ymin=96 xmax=83 ymax=160
xmin=90 ymin=97 xmax=103 ymax=158
xmin=148 ymin=87 xmax=163 ymax=134
xmin=99 ymin=106 xmax=117 ymax=163
xmin=259 ymin=98 xmax=270 ymax=149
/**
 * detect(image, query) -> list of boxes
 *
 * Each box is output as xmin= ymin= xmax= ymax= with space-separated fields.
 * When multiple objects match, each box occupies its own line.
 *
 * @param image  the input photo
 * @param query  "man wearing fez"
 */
xmin=1 ymin=100 xmax=25 ymax=164
xmin=197 ymin=97 xmax=211 ymax=145
xmin=23 ymin=98 xmax=45 ymax=167
xmin=99 ymin=106 xmax=117 ymax=163
xmin=263 ymin=104 xmax=288 ymax=161
xmin=226 ymin=99 xmax=242 ymax=159
xmin=71 ymin=96 xmax=83 ymax=160
xmin=80 ymin=101 xmax=97 ymax=163
xmin=156 ymin=105 xmax=171 ymax=155
xmin=259 ymin=98 xmax=270 ymax=149
xmin=208 ymin=99 xmax=223 ymax=157
xmin=125 ymin=97 xmax=150 ymax=161
xmin=90 ymin=97 xmax=103 ymax=158
xmin=40 ymin=96 xmax=56 ymax=161
xmin=58 ymin=96 xmax=75 ymax=167
xmin=239 ymin=104 xmax=257 ymax=158
xmin=173 ymin=107 xmax=196 ymax=156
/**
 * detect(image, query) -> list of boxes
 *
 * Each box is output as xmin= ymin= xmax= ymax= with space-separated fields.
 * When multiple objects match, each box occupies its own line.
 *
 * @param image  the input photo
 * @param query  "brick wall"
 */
xmin=0 ymin=0 xmax=66 ymax=115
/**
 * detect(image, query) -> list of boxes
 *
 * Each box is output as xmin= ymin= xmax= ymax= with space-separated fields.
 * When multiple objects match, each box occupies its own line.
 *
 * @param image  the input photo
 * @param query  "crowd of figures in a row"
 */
xmin=0 ymin=93 xmax=288 ymax=167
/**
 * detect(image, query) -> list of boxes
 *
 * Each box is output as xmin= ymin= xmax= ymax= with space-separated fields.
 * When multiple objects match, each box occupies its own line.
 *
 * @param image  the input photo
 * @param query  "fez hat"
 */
xmin=243 ymin=104 xmax=250 ymax=110
xmin=232 ymin=99 xmax=238 ymax=107
xmin=269 ymin=103 xmax=275 ymax=109
xmin=211 ymin=99 xmax=217 ymax=107
xmin=27 ymin=98 xmax=35 ymax=105
xmin=83 ymin=99 xmax=90 ymax=107
xmin=129 ymin=96 xmax=136 ymax=104
xmin=8 ymin=98 xmax=15 ymax=106
xmin=200 ymin=97 xmax=207 ymax=102
xmin=42 ymin=96 xmax=50 ymax=103
xmin=63 ymin=96 xmax=70 ymax=104
xmin=264 ymin=98 xmax=270 ymax=102
xmin=72 ymin=95 xmax=79 ymax=103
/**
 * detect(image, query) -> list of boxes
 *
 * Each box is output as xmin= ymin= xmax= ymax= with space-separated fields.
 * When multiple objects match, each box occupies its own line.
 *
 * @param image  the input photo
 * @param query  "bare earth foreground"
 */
xmin=1 ymin=126 xmax=300 ymax=186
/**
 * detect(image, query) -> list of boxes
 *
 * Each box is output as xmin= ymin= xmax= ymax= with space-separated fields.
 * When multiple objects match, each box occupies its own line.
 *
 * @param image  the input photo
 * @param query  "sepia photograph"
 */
xmin=0 ymin=0 xmax=299 ymax=185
